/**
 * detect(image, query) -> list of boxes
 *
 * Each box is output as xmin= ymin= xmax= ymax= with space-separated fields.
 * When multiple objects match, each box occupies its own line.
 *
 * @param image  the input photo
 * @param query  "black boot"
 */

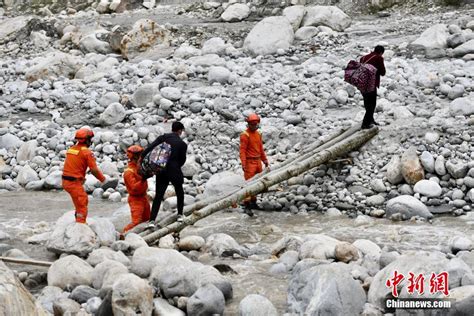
xmin=244 ymin=204 xmax=254 ymax=217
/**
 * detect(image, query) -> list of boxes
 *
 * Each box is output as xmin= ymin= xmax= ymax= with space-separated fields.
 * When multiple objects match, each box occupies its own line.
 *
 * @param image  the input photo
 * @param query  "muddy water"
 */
xmin=0 ymin=191 xmax=472 ymax=313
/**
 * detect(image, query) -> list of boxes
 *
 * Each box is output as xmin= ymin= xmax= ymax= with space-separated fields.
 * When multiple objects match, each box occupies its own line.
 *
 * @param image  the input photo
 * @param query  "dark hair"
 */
xmin=172 ymin=121 xmax=185 ymax=132
xmin=374 ymin=45 xmax=385 ymax=54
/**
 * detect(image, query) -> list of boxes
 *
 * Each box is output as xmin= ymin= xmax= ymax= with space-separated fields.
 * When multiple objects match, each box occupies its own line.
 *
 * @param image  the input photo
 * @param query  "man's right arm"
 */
xmin=85 ymin=150 xmax=105 ymax=182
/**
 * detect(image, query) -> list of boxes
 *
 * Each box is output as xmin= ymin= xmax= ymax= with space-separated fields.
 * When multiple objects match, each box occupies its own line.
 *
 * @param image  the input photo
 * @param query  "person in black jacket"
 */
xmin=142 ymin=121 xmax=187 ymax=225
xmin=360 ymin=45 xmax=386 ymax=129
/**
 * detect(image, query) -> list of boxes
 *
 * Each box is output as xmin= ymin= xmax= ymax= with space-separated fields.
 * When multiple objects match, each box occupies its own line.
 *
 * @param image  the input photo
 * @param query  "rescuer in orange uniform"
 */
xmin=62 ymin=128 xmax=106 ymax=224
xmin=123 ymin=145 xmax=150 ymax=233
xmin=240 ymin=113 xmax=269 ymax=216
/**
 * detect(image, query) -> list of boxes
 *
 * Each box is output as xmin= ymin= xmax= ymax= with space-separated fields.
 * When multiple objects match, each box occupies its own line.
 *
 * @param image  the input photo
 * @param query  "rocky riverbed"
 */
xmin=0 ymin=1 xmax=473 ymax=315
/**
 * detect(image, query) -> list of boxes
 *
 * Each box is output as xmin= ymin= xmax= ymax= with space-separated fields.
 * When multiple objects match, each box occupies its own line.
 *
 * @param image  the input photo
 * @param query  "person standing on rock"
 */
xmin=143 ymin=121 xmax=187 ymax=226
xmin=240 ymin=113 xmax=269 ymax=216
xmin=360 ymin=45 xmax=386 ymax=129
xmin=123 ymin=145 xmax=151 ymax=233
xmin=62 ymin=127 xmax=105 ymax=224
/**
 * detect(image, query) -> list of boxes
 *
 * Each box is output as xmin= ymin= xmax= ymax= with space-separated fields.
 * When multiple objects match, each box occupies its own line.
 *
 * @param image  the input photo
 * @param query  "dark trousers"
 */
xmin=362 ymin=90 xmax=377 ymax=127
xmin=150 ymin=172 xmax=184 ymax=221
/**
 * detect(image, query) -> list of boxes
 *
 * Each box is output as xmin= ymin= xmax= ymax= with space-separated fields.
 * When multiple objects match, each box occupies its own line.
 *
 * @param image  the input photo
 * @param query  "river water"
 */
xmin=0 ymin=191 xmax=472 ymax=314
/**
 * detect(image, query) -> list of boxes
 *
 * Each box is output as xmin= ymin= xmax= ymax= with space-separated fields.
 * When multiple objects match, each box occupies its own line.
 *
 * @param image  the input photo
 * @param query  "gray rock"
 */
xmin=47 ymin=255 xmax=93 ymax=290
xmin=288 ymin=262 xmax=366 ymax=315
xmin=132 ymin=247 xmax=232 ymax=299
xmin=450 ymin=236 xmax=473 ymax=254
xmin=99 ymin=102 xmax=126 ymax=126
xmin=186 ymin=284 xmax=225 ymax=316
xmin=0 ymin=261 xmax=48 ymax=314
xmin=420 ymin=151 xmax=435 ymax=173
xmin=410 ymin=24 xmax=448 ymax=51
xmin=435 ymin=155 xmax=447 ymax=176
xmin=0 ymin=133 xmax=23 ymax=149
xmin=295 ymin=26 xmax=319 ymax=41
xmin=53 ymin=297 xmax=81 ymax=315
xmin=160 ymin=87 xmax=182 ymax=101
xmin=446 ymin=160 xmax=469 ymax=179
xmin=221 ymin=4 xmax=250 ymax=22
xmin=133 ymin=83 xmax=159 ymax=107
xmin=367 ymin=195 xmax=385 ymax=206
xmin=302 ymin=5 xmax=351 ymax=31
xmin=69 ymin=285 xmax=99 ymax=304
xmin=386 ymin=195 xmax=433 ymax=220
xmin=37 ymin=286 xmax=68 ymax=313
xmin=244 ymin=16 xmax=294 ymax=56
xmin=208 ymin=66 xmax=231 ymax=84
xmin=46 ymin=213 xmax=99 ymax=256
xmin=239 ymin=294 xmax=278 ymax=316
xmin=16 ymin=140 xmax=37 ymax=162
xmin=282 ymin=5 xmax=305 ymax=31
xmin=453 ymin=39 xmax=474 ymax=57
xmin=153 ymin=298 xmax=185 ymax=316
xmin=111 ymin=273 xmax=153 ymax=315
xmin=16 ymin=165 xmax=39 ymax=186
xmin=413 ymin=180 xmax=442 ymax=197
xmin=385 ymin=155 xmax=403 ymax=185
xmin=299 ymin=234 xmax=342 ymax=260
xmin=335 ymin=242 xmax=360 ymax=263
xmin=205 ymin=233 xmax=246 ymax=257
xmin=86 ymin=248 xmax=130 ymax=267
xmin=92 ymin=259 xmax=128 ymax=290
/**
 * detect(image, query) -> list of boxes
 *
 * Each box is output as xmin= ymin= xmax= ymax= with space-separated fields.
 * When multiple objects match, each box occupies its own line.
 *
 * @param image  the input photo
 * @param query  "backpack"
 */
xmin=140 ymin=141 xmax=172 ymax=178
xmin=344 ymin=57 xmax=377 ymax=94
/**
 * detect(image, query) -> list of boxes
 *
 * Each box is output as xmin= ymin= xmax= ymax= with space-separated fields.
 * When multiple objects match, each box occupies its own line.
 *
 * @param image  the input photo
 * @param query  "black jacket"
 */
xmin=142 ymin=132 xmax=187 ymax=179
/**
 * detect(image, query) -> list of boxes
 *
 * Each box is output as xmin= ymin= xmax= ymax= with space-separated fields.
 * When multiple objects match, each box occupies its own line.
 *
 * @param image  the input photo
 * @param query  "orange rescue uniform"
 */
xmin=62 ymin=144 xmax=105 ymax=223
xmin=240 ymin=128 xmax=268 ymax=203
xmin=123 ymin=161 xmax=150 ymax=232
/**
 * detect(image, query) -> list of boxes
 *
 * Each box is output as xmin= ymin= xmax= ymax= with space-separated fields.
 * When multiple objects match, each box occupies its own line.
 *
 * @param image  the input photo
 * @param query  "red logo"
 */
xmin=386 ymin=271 xmax=449 ymax=297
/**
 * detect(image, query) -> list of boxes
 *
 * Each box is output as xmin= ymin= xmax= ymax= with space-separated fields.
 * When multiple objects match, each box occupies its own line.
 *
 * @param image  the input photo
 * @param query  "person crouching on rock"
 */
xmin=62 ymin=127 xmax=105 ymax=224
xmin=123 ymin=145 xmax=151 ymax=233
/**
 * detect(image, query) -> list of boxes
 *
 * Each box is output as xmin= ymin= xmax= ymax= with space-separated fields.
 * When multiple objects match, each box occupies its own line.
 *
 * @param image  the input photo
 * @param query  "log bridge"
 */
xmin=139 ymin=124 xmax=378 ymax=245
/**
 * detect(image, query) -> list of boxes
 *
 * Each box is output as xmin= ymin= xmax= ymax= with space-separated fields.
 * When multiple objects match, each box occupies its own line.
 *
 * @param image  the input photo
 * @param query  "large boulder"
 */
xmin=0 ymin=16 xmax=31 ymax=44
xmin=244 ymin=16 xmax=294 ymax=56
xmin=92 ymin=259 xmax=128 ymax=290
xmin=205 ymin=233 xmax=247 ymax=257
xmin=288 ymin=262 xmax=366 ymax=315
xmin=46 ymin=212 xmax=99 ymax=256
xmin=386 ymin=195 xmax=433 ymax=220
xmin=86 ymin=248 xmax=130 ymax=267
xmin=186 ymin=284 xmax=225 ymax=316
xmin=301 ymin=6 xmax=351 ymax=32
xmin=203 ymin=171 xmax=246 ymax=198
xmin=44 ymin=170 xmax=62 ymax=189
xmin=47 ymin=255 xmax=94 ymax=289
xmin=79 ymin=31 xmax=112 ymax=54
xmin=16 ymin=165 xmax=39 ymax=186
xmin=239 ymin=294 xmax=278 ymax=316
xmin=282 ymin=5 xmax=306 ymax=31
xmin=453 ymin=39 xmax=474 ymax=57
xmin=450 ymin=96 xmax=474 ymax=116
xmin=400 ymin=146 xmax=424 ymax=185
xmin=25 ymin=52 xmax=83 ymax=82
xmin=409 ymin=24 xmax=448 ymax=52
xmin=0 ymin=261 xmax=48 ymax=315
xmin=111 ymin=273 xmax=153 ymax=316
xmin=221 ymin=3 xmax=250 ymax=22
xmin=99 ymin=102 xmax=126 ymax=125
xmin=368 ymin=251 xmax=471 ymax=311
xmin=131 ymin=247 xmax=232 ymax=299
xmin=36 ymin=286 xmax=68 ymax=314
xmin=299 ymin=234 xmax=343 ymax=260
xmin=120 ymin=19 xmax=170 ymax=60
xmin=17 ymin=140 xmax=37 ymax=162
xmin=0 ymin=133 xmax=23 ymax=149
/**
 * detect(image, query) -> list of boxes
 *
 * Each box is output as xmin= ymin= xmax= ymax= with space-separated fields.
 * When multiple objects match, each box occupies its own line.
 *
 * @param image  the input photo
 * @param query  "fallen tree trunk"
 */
xmin=143 ymin=127 xmax=378 ymax=244
xmin=139 ymin=126 xmax=353 ymax=236
xmin=0 ymin=256 xmax=52 ymax=267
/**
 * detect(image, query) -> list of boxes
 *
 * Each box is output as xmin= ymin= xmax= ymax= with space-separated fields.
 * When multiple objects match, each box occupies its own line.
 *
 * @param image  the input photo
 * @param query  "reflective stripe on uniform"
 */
xmin=67 ymin=149 xmax=80 ymax=155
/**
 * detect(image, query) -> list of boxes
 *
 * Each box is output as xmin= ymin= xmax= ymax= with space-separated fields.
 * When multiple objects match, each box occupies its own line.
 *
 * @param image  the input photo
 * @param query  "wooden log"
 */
xmin=143 ymin=127 xmax=378 ymax=244
xmin=0 ymin=256 xmax=52 ymax=267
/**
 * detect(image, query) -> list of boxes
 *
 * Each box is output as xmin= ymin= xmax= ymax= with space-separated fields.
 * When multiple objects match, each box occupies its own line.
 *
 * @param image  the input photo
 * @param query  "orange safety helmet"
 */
xmin=75 ymin=128 xmax=94 ymax=141
xmin=246 ymin=113 xmax=260 ymax=123
xmin=127 ymin=145 xmax=144 ymax=155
